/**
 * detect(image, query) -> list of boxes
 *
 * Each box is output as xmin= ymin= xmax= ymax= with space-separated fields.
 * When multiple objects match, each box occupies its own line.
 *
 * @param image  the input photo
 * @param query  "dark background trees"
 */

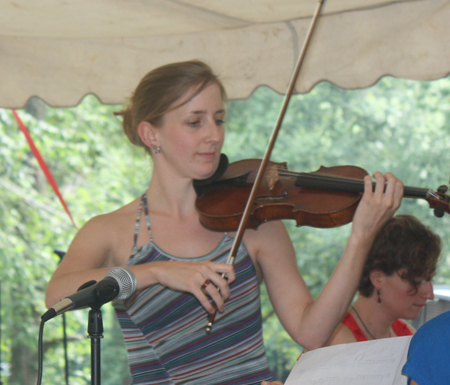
xmin=1 ymin=76 xmax=450 ymax=383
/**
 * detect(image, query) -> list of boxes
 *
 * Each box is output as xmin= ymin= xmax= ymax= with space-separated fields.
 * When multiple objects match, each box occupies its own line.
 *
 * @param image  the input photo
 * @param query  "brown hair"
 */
xmin=115 ymin=60 xmax=226 ymax=153
xmin=359 ymin=215 xmax=441 ymax=297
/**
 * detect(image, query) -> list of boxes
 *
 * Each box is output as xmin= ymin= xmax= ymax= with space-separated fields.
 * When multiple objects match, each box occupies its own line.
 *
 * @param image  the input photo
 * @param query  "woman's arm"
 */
xmin=45 ymin=214 xmax=122 ymax=307
xmin=250 ymin=172 xmax=403 ymax=350
xmin=46 ymin=213 xmax=235 ymax=312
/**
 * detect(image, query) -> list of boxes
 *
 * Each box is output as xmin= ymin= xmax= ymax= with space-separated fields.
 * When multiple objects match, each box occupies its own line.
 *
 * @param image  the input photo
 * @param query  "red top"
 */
xmin=342 ymin=312 xmax=413 ymax=341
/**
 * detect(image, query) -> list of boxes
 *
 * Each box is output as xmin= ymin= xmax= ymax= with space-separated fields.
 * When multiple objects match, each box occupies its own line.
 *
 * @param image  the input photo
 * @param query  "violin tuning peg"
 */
xmin=437 ymin=185 xmax=448 ymax=194
xmin=434 ymin=206 xmax=445 ymax=218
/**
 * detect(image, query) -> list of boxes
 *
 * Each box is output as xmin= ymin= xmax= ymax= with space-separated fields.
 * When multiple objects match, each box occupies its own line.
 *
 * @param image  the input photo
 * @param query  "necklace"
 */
xmin=351 ymin=306 xmax=391 ymax=340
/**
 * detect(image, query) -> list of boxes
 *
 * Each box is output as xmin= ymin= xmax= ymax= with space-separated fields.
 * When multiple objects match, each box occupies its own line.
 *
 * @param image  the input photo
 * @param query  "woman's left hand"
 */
xmin=351 ymin=171 xmax=403 ymax=240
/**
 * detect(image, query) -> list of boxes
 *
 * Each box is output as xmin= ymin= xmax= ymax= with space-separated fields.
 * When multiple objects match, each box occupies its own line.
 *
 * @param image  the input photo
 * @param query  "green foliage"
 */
xmin=0 ymin=95 xmax=144 ymax=384
xmin=1 ymin=76 xmax=450 ymax=383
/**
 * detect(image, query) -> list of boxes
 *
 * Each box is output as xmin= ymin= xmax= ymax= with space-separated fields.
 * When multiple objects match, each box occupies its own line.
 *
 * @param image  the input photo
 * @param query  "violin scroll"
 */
xmin=430 ymin=185 xmax=450 ymax=218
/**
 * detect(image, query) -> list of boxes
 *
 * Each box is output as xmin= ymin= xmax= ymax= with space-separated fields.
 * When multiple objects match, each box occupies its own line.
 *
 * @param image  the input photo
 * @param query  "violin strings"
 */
xmin=258 ymin=167 xmax=434 ymax=199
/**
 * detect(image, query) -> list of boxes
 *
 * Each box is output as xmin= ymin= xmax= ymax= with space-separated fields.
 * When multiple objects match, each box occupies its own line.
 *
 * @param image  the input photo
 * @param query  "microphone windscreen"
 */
xmin=105 ymin=267 xmax=137 ymax=300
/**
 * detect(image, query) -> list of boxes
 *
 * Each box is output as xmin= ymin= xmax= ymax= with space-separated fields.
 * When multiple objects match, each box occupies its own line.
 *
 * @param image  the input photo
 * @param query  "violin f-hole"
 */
xmin=257 ymin=190 xmax=288 ymax=200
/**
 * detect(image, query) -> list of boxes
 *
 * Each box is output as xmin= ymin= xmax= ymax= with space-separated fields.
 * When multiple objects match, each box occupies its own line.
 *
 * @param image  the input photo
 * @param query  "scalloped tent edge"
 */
xmin=1 ymin=0 xmax=449 ymax=108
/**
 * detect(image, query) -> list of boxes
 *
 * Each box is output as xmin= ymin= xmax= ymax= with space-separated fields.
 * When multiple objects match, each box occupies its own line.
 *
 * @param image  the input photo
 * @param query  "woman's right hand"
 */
xmin=150 ymin=260 xmax=235 ymax=313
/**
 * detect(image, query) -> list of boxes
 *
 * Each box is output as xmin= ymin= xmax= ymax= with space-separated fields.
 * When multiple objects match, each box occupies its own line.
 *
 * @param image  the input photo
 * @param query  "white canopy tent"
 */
xmin=1 ymin=0 xmax=449 ymax=108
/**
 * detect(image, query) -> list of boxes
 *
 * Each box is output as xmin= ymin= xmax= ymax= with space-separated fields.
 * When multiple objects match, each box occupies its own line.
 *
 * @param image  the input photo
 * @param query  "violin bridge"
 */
xmin=266 ymin=164 xmax=279 ymax=191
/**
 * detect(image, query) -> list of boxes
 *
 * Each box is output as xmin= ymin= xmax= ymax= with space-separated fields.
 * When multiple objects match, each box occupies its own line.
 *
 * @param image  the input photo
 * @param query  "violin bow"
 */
xmin=206 ymin=0 xmax=326 ymax=333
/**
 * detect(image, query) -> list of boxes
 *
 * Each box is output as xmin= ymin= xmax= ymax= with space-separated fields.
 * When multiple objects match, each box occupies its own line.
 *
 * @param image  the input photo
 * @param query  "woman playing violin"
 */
xmin=45 ymin=60 xmax=404 ymax=384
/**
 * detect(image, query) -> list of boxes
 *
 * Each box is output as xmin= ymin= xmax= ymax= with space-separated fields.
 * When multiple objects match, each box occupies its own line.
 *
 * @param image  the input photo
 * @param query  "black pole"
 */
xmin=87 ymin=308 xmax=103 ymax=385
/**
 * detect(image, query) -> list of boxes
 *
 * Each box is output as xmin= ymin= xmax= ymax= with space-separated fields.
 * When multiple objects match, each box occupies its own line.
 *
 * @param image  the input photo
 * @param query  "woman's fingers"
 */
xmin=194 ymin=283 xmax=221 ymax=313
xmin=197 ymin=262 xmax=236 ymax=312
xmin=371 ymin=171 xmax=403 ymax=208
xmin=153 ymin=260 xmax=235 ymax=313
xmin=385 ymin=172 xmax=404 ymax=206
xmin=372 ymin=171 xmax=403 ymax=212
xmin=353 ymin=172 xmax=403 ymax=238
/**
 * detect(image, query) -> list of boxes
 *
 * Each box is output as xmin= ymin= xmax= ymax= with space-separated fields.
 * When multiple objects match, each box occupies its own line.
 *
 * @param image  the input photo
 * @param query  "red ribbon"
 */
xmin=12 ymin=110 xmax=78 ymax=229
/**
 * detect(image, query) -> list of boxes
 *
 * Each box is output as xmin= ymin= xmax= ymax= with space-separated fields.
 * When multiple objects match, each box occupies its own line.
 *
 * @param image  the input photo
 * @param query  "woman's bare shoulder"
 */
xmin=67 ymin=197 xmax=142 ymax=262
xmin=85 ymin=196 xmax=141 ymax=229
xmin=327 ymin=322 xmax=357 ymax=346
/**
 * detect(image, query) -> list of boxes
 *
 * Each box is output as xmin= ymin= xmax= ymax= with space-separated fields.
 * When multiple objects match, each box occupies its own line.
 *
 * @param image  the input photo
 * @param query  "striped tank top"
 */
xmin=114 ymin=193 xmax=272 ymax=384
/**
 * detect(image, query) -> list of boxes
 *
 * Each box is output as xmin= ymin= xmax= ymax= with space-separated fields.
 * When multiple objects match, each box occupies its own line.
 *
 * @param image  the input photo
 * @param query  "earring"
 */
xmin=151 ymin=145 xmax=161 ymax=154
xmin=377 ymin=289 xmax=381 ymax=306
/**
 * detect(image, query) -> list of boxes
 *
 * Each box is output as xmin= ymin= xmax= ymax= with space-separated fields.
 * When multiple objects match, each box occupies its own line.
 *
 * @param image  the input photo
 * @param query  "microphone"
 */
xmin=42 ymin=267 xmax=137 ymax=322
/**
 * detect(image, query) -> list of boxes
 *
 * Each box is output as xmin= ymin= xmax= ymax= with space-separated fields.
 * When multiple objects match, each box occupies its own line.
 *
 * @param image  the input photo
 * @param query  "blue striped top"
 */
xmin=114 ymin=233 xmax=272 ymax=384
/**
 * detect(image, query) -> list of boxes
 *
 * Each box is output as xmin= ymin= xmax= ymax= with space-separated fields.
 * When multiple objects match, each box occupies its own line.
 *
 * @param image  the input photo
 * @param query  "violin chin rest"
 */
xmin=193 ymin=153 xmax=229 ymax=197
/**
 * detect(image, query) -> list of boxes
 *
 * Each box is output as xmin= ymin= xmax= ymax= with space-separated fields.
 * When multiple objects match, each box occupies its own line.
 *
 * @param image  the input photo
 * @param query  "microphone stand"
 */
xmin=45 ymin=265 xmax=132 ymax=385
xmin=72 ymin=279 xmax=106 ymax=385
xmin=87 ymin=305 xmax=104 ymax=385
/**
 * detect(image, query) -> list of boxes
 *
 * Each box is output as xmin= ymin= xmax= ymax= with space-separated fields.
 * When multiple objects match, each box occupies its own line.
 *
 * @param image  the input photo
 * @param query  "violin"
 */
xmin=195 ymin=157 xmax=450 ymax=232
